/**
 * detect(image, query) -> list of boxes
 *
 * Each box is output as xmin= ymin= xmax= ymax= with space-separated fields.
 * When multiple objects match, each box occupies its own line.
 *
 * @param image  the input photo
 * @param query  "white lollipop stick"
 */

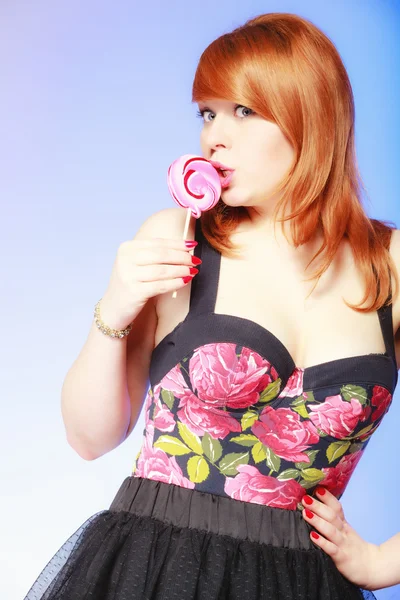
xmin=167 ymin=154 xmax=221 ymax=299
xmin=172 ymin=208 xmax=192 ymax=299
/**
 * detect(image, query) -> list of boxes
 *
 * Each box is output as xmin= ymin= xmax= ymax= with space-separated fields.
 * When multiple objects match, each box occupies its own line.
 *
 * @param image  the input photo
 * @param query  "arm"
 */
xmin=61 ymin=207 xmax=186 ymax=460
xmin=367 ymin=532 xmax=400 ymax=590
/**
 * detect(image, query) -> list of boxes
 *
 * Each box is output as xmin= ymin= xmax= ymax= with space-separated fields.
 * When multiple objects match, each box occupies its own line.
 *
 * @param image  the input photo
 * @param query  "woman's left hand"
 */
xmin=302 ymin=487 xmax=379 ymax=591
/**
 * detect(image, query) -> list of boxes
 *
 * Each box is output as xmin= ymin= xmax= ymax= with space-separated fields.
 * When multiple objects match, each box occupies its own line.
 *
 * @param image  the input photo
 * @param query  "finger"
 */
xmin=315 ymin=487 xmax=346 ymax=520
xmin=140 ymin=274 xmax=196 ymax=297
xmin=302 ymin=494 xmax=339 ymax=524
xmin=302 ymin=496 xmax=345 ymax=533
xmin=309 ymin=529 xmax=340 ymax=558
xmin=135 ymin=263 xmax=199 ymax=283
xmin=135 ymin=237 xmax=198 ymax=251
xmin=302 ymin=508 xmax=343 ymax=546
xmin=135 ymin=246 xmax=200 ymax=267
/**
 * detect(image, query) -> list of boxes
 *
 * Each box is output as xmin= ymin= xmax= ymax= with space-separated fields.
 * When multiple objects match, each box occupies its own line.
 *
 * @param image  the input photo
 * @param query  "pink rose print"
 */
xmin=277 ymin=367 xmax=304 ymax=398
xmin=252 ymin=406 xmax=320 ymax=462
xmin=189 ymin=343 xmax=274 ymax=408
xmin=153 ymin=401 xmax=175 ymax=432
xmin=320 ymin=450 xmax=364 ymax=497
xmin=143 ymin=383 xmax=161 ymax=423
xmin=177 ymin=397 xmax=241 ymax=439
xmin=151 ymin=383 xmax=175 ymax=432
xmin=161 ymin=359 xmax=242 ymax=440
xmin=308 ymin=394 xmax=364 ymax=439
xmin=135 ymin=422 xmax=194 ymax=488
xmin=161 ymin=364 xmax=192 ymax=400
xmin=360 ymin=404 xmax=372 ymax=423
xmin=224 ymin=464 xmax=305 ymax=510
xmin=371 ymin=385 xmax=392 ymax=422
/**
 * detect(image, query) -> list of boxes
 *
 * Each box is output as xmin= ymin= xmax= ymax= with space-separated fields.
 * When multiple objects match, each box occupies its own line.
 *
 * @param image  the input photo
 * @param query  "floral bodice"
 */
xmin=132 ymin=220 xmax=398 ymax=512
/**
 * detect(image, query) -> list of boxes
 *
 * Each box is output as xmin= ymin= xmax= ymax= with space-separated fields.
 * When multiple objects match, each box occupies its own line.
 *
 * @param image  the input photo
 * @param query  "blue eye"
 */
xmin=196 ymin=108 xmax=210 ymax=121
xmin=196 ymin=105 xmax=254 ymax=122
xmin=235 ymin=106 xmax=253 ymax=118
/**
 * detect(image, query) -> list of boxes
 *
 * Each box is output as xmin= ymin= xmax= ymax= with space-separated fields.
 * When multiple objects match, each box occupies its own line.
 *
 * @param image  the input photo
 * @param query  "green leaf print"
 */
xmin=295 ymin=449 xmax=319 ymax=469
xmin=291 ymin=403 xmax=310 ymax=419
xmin=341 ymin=384 xmax=368 ymax=406
xmin=230 ymin=434 xmax=259 ymax=447
xmin=351 ymin=423 xmax=375 ymax=440
xmin=251 ymin=441 xmax=267 ymax=464
xmin=219 ymin=452 xmax=249 ymax=476
xmin=326 ymin=440 xmax=351 ymax=463
xmin=265 ymin=446 xmax=281 ymax=472
xmin=259 ymin=379 xmax=282 ymax=402
xmin=241 ymin=411 xmax=259 ymax=430
xmin=349 ymin=442 xmax=364 ymax=453
xmin=187 ymin=456 xmax=210 ymax=483
xmin=131 ymin=449 xmax=141 ymax=474
xmin=154 ymin=435 xmax=192 ymax=456
xmin=298 ymin=480 xmax=317 ymax=490
xmin=315 ymin=427 xmax=329 ymax=437
xmin=161 ymin=389 xmax=175 ymax=410
xmin=303 ymin=391 xmax=316 ymax=403
xmin=177 ymin=422 xmax=203 ymax=455
xmin=291 ymin=396 xmax=308 ymax=407
xmin=300 ymin=468 xmax=326 ymax=484
xmin=202 ymin=433 xmax=223 ymax=463
xmin=277 ymin=468 xmax=301 ymax=481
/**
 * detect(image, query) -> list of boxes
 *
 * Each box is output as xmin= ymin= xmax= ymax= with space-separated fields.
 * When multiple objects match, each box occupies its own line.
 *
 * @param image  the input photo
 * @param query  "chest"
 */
xmin=155 ymin=237 xmax=398 ymax=371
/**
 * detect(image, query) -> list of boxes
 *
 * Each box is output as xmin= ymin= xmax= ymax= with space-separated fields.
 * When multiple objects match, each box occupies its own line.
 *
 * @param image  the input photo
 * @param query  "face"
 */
xmin=198 ymin=98 xmax=295 ymax=221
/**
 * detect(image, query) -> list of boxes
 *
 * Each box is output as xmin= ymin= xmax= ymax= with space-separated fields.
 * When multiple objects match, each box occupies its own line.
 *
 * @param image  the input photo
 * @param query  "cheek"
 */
xmin=255 ymin=136 xmax=295 ymax=179
xmin=273 ymin=132 xmax=295 ymax=165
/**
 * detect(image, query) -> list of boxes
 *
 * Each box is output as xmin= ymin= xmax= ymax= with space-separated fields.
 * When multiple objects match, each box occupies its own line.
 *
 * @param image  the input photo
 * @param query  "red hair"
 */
xmin=192 ymin=12 xmax=398 ymax=312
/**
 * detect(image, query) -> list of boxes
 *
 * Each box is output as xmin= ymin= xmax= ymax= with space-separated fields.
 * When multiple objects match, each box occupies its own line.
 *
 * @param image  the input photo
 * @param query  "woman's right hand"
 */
xmin=98 ymin=238 xmax=201 ymax=330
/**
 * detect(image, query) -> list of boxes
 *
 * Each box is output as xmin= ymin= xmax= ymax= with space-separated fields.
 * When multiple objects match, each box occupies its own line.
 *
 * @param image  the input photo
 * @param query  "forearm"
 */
xmin=368 ymin=532 xmax=400 ymax=590
xmin=61 ymin=310 xmax=131 ymax=460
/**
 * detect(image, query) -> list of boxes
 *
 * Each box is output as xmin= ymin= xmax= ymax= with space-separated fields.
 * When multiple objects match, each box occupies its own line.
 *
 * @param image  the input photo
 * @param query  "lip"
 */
xmin=209 ymin=160 xmax=235 ymax=188
xmin=209 ymin=160 xmax=235 ymax=173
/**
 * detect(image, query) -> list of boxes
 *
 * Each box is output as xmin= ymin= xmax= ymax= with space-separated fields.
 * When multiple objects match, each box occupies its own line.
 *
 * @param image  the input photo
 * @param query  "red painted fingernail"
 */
xmin=303 ymin=495 xmax=313 ymax=505
xmin=311 ymin=531 xmax=320 ymax=540
xmin=189 ymin=267 xmax=199 ymax=275
xmin=317 ymin=488 xmax=326 ymax=496
xmin=305 ymin=509 xmax=314 ymax=519
xmin=185 ymin=241 xmax=198 ymax=248
xmin=191 ymin=256 xmax=202 ymax=265
xmin=182 ymin=275 xmax=194 ymax=284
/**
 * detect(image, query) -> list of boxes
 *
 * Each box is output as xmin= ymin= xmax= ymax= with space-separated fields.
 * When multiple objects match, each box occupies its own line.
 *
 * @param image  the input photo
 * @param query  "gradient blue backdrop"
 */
xmin=1 ymin=1 xmax=399 ymax=598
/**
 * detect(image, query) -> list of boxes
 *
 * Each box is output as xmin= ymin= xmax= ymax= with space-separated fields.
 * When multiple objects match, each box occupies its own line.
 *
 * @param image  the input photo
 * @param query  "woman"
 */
xmin=24 ymin=12 xmax=400 ymax=600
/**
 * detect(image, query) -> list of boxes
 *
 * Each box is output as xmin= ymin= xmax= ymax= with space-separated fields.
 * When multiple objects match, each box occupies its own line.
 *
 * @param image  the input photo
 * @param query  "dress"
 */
xmin=24 ymin=218 xmax=398 ymax=599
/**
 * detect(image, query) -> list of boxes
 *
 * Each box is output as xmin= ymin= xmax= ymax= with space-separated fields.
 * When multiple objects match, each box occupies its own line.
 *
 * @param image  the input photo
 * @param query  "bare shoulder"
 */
xmin=389 ymin=228 xmax=400 ymax=295
xmin=389 ymin=227 xmax=400 ymax=255
xmin=134 ymin=207 xmax=195 ymax=240
xmin=389 ymin=229 xmax=400 ymax=349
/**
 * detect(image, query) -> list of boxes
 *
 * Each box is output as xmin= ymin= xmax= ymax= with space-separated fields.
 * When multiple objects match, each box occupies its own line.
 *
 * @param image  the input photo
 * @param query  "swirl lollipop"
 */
xmin=167 ymin=154 xmax=221 ymax=297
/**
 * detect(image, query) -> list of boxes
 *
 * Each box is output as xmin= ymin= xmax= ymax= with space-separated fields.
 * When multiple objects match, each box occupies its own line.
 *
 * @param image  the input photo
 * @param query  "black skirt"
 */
xmin=23 ymin=475 xmax=377 ymax=599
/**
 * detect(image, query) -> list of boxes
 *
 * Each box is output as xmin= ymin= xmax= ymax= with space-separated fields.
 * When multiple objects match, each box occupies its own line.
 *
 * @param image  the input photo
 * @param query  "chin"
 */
xmin=220 ymin=188 xmax=250 ymax=207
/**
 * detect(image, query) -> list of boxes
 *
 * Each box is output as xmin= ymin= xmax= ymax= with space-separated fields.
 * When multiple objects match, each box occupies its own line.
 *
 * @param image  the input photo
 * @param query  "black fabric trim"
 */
xmin=149 ymin=312 xmax=396 ymax=391
xmin=150 ymin=216 xmax=398 ymax=393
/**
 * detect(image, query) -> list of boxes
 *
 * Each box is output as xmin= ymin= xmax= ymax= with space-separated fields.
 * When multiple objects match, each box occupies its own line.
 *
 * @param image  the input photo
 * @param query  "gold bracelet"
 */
xmin=94 ymin=299 xmax=133 ymax=339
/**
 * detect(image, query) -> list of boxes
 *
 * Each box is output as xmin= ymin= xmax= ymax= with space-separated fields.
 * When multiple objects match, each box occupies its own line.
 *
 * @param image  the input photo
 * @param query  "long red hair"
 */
xmin=192 ymin=12 xmax=398 ymax=312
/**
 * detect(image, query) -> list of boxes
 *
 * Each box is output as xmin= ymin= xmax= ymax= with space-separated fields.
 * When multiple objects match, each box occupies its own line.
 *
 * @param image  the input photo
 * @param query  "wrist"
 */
xmin=364 ymin=542 xmax=400 ymax=591
xmin=362 ymin=543 xmax=382 ymax=592
xmin=94 ymin=296 xmax=133 ymax=337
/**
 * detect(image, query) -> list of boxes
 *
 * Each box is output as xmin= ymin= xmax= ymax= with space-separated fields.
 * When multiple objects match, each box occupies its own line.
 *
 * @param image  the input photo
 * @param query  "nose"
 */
xmin=202 ymin=115 xmax=232 ymax=156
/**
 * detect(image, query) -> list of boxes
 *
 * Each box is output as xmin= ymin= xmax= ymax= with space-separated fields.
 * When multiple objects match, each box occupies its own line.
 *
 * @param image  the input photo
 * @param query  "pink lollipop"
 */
xmin=167 ymin=154 xmax=221 ymax=219
xmin=167 ymin=154 xmax=221 ymax=297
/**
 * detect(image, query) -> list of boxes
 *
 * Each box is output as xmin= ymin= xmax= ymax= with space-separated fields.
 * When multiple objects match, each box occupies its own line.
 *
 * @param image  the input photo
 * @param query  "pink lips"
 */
xmin=209 ymin=160 xmax=235 ymax=188
xmin=219 ymin=171 xmax=234 ymax=188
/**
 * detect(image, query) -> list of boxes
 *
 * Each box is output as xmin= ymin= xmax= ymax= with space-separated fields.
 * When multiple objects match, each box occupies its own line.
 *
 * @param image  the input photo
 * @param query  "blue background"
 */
xmin=1 ymin=1 xmax=399 ymax=598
